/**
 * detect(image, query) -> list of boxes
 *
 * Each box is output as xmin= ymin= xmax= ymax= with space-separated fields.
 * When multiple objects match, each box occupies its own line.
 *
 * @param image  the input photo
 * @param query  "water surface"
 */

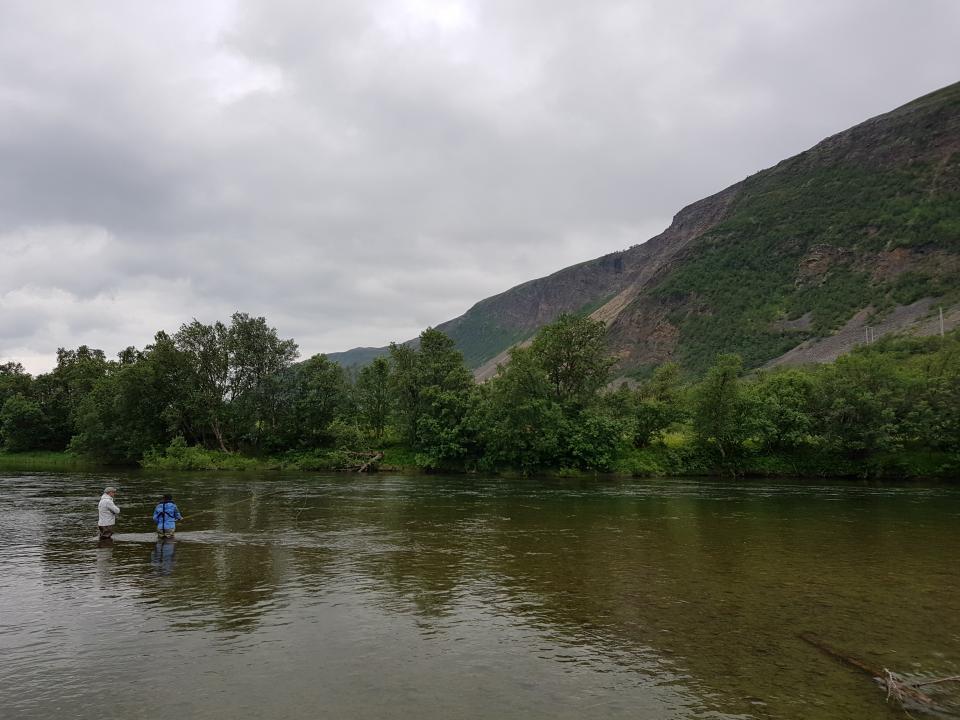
xmin=1 ymin=472 xmax=958 ymax=719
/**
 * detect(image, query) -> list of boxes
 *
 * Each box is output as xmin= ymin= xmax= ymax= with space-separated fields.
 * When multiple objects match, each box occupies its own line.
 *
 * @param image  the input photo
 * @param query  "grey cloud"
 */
xmin=1 ymin=0 xmax=959 ymax=372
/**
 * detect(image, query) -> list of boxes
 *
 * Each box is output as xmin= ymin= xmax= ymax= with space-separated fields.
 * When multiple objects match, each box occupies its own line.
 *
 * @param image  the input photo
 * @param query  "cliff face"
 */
xmin=603 ymin=80 xmax=960 ymax=375
xmin=331 ymin=81 xmax=960 ymax=377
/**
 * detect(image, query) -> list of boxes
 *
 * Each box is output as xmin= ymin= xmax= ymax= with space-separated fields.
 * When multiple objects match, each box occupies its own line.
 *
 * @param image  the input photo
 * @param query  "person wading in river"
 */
xmin=97 ymin=486 xmax=121 ymax=538
xmin=153 ymin=494 xmax=183 ymax=539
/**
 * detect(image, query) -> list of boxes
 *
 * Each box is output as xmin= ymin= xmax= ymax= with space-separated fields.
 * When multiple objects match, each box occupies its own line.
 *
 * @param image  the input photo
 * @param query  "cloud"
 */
xmin=1 ymin=0 xmax=959 ymax=373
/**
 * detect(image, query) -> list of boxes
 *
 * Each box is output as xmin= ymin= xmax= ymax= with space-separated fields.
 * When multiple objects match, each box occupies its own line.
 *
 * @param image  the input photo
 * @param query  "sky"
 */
xmin=2 ymin=0 xmax=960 ymax=374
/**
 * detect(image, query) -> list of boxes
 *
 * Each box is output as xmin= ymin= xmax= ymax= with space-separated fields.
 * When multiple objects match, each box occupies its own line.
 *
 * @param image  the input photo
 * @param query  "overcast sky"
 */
xmin=2 ymin=0 xmax=959 ymax=373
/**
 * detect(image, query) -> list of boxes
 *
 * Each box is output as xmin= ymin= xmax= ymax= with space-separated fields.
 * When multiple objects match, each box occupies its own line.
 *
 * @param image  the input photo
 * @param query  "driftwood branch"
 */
xmin=334 ymin=450 xmax=384 ymax=472
xmin=799 ymin=633 xmax=956 ymax=716
xmin=356 ymin=452 xmax=383 ymax=473
xmin=913 ymin=675 xmax=960 ymax=689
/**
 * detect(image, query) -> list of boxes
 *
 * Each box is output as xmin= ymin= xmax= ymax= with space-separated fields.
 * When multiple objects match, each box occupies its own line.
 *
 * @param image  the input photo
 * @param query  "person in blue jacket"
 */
xmin=153 ymin=494 xmax=183 ymax=538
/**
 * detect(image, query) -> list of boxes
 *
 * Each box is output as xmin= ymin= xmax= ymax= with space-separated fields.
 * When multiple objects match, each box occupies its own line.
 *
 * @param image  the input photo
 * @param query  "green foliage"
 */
xmin=650 ymin=158 xmax=960 ymax=373
xmin=0 ymin=450 xmax=99 ymax=471
xmin=749 ymin=368 xmax=818 ymax=452
xmin=785 ymin=268 xmax=875 ymax=335
xmin=479 ymin=315 xmax=625 ymax=473
xmin=691 ymin=354 xmax=753 ymax=463
xmin=356 ymin=357 xmax=391 ymax=441
xmin=4 ymin=308 xmax=958 ymax=477
xmin=69 ymin=332 xmax=193 ymax=463
xmin=1 ymin=394 xmax=47 ymax=452
xmin=388 ymin=342 xmax=421 ymax=446
xmin=558 ymin=409 xmax=626 ymax=472
xmin=386 ymin=329 xmax=477 ymax=469
xmin=412 ymin=329 xmax=476 ymax=468
xmin=142 ymin=436 xmax=260 ymax=471
xmin=173 ymin=313 xmax=299 ymax=453
xmin=476 ymin=346 xmax=563 ymax=473
xmin=814 ymin=352 xmax=919 ymax=455
xmin=0 ymin=362 xmax=31 ymax=410
xmin=530 ymin=314 xmax=614 ymax=409
xmin=632 ymin=363 xmax=687 ymax=447
xmin=446 ymin=318 xmax=531 ymax=369
xmin=266 ymin=354 xmax=350 ymax=451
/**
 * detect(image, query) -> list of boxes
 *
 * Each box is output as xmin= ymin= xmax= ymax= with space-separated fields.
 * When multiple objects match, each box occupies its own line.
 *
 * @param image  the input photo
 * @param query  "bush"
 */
xmin=141 ymin=436 xmax=259 ymax=471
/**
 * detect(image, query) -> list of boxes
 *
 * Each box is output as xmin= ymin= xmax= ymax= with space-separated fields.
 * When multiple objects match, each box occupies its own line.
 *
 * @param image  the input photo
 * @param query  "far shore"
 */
xmin=1 ymin=450 xmax=956 ymax=482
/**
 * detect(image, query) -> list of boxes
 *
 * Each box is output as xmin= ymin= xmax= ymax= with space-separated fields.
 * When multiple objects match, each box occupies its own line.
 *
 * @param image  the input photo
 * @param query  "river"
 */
xmin=1 ymin=471 xmax=958 ymax=719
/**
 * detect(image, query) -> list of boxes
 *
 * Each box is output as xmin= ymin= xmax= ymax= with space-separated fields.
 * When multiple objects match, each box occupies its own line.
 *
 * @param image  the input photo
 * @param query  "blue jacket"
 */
xmin=153 ymin=501 xmax=183 ymax=531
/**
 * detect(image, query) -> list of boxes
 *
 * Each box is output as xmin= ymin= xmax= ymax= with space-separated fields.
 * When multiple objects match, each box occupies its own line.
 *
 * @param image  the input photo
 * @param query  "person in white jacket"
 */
xmin=97 ymin=487 xmax=121 ymax=538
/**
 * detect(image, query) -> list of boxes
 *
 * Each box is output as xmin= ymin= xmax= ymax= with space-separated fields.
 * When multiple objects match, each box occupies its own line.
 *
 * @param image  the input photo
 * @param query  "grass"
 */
xmin=0 ymin=451 xmax=103 ymax=471
xmin=4 ymin=445 xmax=955 ymax=479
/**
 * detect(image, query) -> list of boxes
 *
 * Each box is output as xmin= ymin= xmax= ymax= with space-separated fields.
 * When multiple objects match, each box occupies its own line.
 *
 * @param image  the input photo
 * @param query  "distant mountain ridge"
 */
xmin=329 ymin=81 xmax=960 ymax=377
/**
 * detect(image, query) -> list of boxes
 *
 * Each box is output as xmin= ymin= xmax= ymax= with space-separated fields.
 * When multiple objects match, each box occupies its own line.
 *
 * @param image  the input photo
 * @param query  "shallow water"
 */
xmin=1 ymin=472 xmax=958 ymax=719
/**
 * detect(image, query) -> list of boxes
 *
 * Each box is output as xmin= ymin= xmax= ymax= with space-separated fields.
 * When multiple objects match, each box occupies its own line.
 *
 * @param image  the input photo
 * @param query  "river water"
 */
xmin=1 ymin=472 xmax=958 ymax=720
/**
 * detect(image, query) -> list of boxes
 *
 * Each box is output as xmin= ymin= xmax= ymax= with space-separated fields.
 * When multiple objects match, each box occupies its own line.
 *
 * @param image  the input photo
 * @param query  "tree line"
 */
xmin=1 ymin=312 xmax=958 ymax=476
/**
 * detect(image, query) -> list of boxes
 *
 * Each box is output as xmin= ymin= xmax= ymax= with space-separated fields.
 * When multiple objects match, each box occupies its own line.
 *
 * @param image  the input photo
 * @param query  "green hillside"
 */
xmin=331 ymin=82 xmax=960 ymax=376
xmin=606 ymin=81 xmax=960 ymax=374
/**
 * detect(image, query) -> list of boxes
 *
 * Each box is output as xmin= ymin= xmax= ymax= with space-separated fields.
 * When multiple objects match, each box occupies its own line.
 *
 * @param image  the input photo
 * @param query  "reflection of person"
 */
xmin=97 ymin=486 xmax=120 ymax=538
xmin=153 ymin=494 xmax=183 ymax=539
xmin=151 ymin=538 xmax=176 ymax=575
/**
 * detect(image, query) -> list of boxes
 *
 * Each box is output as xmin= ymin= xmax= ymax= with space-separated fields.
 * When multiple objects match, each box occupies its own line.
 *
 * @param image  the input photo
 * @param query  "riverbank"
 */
xmin=3 ymin=445 xmax=957 ymax=479
xmin=0 ymin=451 xmax=103 ymax=471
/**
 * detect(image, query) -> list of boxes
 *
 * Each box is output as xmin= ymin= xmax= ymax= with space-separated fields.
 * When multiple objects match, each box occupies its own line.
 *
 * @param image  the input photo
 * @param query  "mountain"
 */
xmin=329 ymin=81 xmax=960 ymax=378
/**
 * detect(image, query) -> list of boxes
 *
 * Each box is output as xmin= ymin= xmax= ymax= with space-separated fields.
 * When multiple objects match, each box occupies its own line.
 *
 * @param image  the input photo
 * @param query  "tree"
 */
xmin=477 ymin=346 xmax=562 ymax=473
xmin=227 ymin=313 xmax=299 ymax=448
xmin=174 ymin=313 xmax=298 ymax=452
xmin=479 ymin=315 xmax=626 ymax=472
xmin=12 ymin=346 xmax=113 ymax=451
xmin=530 ymin=314 xmax=614 ymax=409
xmin=69 ymin=333 xmax=194 ymax=463
xmin=813 ymin=352 xmax=910 ymax=456
xmin=0 ymin=362 xmax=31 ymax=409
xmin=692 ymin=354 xmax=751 ymax=462
xmin=0 ymin=394 xmax=46 ymax=451
xmin=356 ymin=357 xmax=391 ymax=442
xmin=388 ymin=342 xmax=420 ymax=446
xmin=558 ymin=408 xmax=625 ymax=471
xmin=633 ymin=362 xmax=686 ymax=447
xmin=269 ymin=354 xmax=349 ymax=450
xmin=750 ymin=368 xmax=818 ymax=452
xmin=175 ymin=319 xmax=231 ymax=451
xmin=413 ymin=328 xmax=476 ymax=467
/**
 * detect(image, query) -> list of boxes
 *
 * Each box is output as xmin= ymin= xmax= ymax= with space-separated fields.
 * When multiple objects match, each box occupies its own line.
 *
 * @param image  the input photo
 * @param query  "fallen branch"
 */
xmin=332 ymin=450 xmax=384 ymax=472
xmin=357 ymin=452 xmax=383 ymax=473
xmin=799 ymin=633 xmax=953 ymax=716
xmin=913 ymin=675 xmax=960 ymax=689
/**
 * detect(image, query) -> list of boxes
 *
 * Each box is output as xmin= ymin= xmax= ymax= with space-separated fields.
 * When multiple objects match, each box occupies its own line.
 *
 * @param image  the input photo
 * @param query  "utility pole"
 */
xmin=940 ymin=306 xmax=945 ymax=338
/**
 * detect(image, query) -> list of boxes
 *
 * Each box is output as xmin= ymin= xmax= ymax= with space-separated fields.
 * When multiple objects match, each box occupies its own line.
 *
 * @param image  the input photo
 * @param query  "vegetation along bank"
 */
xmin=1 ymin=312 xmax=958 ymax=478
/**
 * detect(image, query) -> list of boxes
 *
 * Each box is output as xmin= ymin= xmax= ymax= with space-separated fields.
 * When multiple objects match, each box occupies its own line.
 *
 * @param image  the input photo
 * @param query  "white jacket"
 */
xmin=98 ymin=494 xmax=120 ymax=526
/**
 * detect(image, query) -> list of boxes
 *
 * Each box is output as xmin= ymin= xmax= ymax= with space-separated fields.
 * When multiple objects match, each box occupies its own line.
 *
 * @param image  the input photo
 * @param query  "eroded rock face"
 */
xmin=795 ymin=244 xmax=854 ymax=287
xmin=866 ymin=247 xmax=960 ymax=282
xmin=606 ymin=302 xmax=680 ymax=370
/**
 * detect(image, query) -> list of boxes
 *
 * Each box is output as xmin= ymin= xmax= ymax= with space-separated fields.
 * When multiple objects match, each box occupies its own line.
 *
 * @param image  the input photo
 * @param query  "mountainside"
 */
xmin=330 ymin=81 xmax=960 ymax=377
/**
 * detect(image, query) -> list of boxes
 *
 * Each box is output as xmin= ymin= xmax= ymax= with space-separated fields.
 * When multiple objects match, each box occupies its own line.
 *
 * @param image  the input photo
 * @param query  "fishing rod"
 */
xmin=179 ymin=486 xmax=290 ymax=519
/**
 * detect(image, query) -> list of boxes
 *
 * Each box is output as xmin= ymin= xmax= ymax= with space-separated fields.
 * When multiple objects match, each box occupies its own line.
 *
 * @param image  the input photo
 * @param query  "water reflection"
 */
xmin=1 ymin=472 xmax=958 ymax=720
xmin=151 ymin=539 xmax=176 ymax=575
